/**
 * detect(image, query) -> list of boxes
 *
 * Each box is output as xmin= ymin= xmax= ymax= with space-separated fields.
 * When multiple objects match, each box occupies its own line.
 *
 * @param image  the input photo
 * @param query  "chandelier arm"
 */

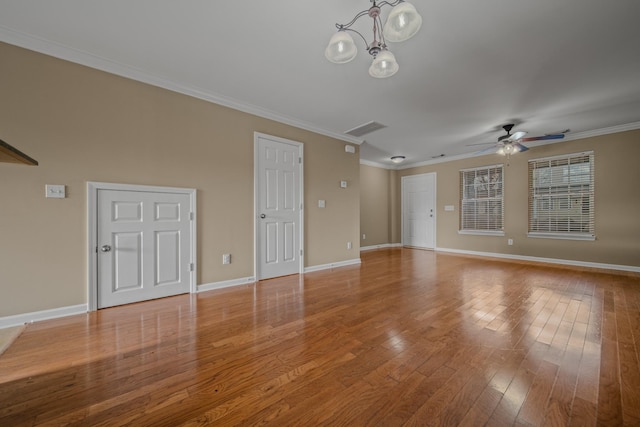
xmin=376 ymin=0 xmax=405 ymax=9
xmin=340 ymin=27 xmax=369 ymax=47
xmin=375 ymin=15 xmax=387 ymax=46
xmin=335 ymin=9 xmax=372 ymax=30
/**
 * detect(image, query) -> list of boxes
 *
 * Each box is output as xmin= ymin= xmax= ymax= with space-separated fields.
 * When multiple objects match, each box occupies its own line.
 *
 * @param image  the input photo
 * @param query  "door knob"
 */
xmin=100 ymin=245 xmax=112 ymax=252
xmin=260 ymin=214 xmax=266 ymax=219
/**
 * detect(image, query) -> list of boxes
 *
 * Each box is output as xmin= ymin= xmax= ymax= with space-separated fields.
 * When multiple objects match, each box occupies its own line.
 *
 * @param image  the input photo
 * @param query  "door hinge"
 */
xmin=298 ymin=157 xmax=302 ymax=164
xmin=190 ymin=263 xmax=194 ymax=272
xmin=190 ymin=212 xmax=194 ymax=221
xmin=300 ymin=249 xmax=303 ymax=256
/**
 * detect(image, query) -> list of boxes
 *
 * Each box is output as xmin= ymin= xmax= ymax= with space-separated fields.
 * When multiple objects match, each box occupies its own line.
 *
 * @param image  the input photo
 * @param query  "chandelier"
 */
xmin=325 ymin=0 xmax=422 ymax=78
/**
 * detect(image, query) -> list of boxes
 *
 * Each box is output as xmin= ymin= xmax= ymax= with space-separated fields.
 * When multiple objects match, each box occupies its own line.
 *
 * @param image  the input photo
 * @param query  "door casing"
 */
xmin=87 ymin=181 xmax=197 ymax=311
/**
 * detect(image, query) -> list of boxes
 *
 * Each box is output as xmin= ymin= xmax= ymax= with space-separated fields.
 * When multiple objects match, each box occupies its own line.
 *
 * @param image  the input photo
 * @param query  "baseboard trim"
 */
xmin=198 ymin=276 xmax=256 ymax=293
xmin=304 ymin=258 xmax=362 ymax=273
xmin=360 ymin=243 xmax=403 ymax=251
xmin=0 ymin=304 xmax=88 ymax=329
xmin=435 ymin=247 xmax=640 ymax=274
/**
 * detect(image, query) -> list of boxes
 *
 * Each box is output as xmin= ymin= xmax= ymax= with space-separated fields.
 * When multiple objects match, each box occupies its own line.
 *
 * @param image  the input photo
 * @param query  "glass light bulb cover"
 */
xmin=325 ymin=31 xmax=357 ymax=64
xmin=383 ymin=2 xmax=422 ymax=43
xmin=369 ymin=50 xmax=399 ymax=78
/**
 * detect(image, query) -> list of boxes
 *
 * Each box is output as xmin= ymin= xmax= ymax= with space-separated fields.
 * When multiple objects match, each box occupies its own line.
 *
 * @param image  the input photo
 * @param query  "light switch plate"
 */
xmin=318 ymin=200 xmax=326 ymax=208
xmin=45 ymin=184 xmax=66 ymax=198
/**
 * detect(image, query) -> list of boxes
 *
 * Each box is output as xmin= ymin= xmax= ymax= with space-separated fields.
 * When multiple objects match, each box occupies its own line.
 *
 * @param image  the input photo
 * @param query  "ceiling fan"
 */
xmin=470 ymin=124 xmax=568 ymax=156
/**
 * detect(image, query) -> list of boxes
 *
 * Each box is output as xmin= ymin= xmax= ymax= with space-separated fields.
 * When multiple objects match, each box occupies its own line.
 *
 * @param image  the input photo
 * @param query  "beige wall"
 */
xmin=390 ymin=129 xmax=640 ymax=267
xmin=0 ymin=42 xmax=360 ymax=317
xmin=359 ymin=164 xmax=391 ymax=246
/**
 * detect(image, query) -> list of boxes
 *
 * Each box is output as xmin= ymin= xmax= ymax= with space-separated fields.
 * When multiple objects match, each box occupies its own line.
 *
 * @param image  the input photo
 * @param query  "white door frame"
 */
xmin=401 ymin=172 xmax=437 ymax=249
xmin=253 ymin=132 xmax=304 ymax=280
xmin=87 ymin=181 xmax=197 ymax=311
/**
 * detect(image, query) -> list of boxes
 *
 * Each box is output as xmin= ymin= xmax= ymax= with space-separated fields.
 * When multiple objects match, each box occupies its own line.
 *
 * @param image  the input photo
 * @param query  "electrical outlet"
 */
xmin=347 ymin=241 xmax=352 ymax=250
xmin=222 ymin=254 xmax=231 ymax=264
xmin=508 ymin=239 xmax=513 ymax=246
xmin=362 ymin=234 xmax=366 ymax=240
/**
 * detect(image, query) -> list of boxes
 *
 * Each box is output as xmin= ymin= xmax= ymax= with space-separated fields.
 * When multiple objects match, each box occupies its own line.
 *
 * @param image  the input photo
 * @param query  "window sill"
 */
xmin=527 ymin=232 xmax=595 ymax=241
xmin=459 ymin=230 xmax=505 ymax=237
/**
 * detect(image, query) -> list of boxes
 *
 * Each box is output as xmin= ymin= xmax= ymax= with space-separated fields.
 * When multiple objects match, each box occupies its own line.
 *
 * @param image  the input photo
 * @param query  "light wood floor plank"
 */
xmin=1 ymin=248 xmax=639 ymax=426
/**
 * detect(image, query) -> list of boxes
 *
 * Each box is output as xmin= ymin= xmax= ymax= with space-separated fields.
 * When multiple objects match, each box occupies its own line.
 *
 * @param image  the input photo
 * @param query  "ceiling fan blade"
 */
xmin=511 ymin=131 xmax=527 ymax=141
xmin=520 ymin=134 xmax=565 ymax=142
xmin=466 ymin=141 xmax=495 ymax=146
xmin=512 ymin=142 xmax=529 ymax=152
xmin=474 ymin=145 xmax=499 ymax=155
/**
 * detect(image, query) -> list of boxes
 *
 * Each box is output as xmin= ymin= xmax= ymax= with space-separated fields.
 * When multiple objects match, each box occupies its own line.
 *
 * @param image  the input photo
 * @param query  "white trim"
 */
xmin=458 ymin=230 xmax=505 ymax=236
xmin=528 ymin=232 xmax=596 ymax=241
xmin=0 ymin=304 xmax=87 ymax=329
xmin=304 ymin=258 xmax=362 ymax=273
xmin=86 ymin=181 xmax=197 ymax=311
xmin=436 ymin=247 xmax=640 ymax=273
xmin=0 ymin=26 xmax=363 ymax=147
xmin=359 ymin=159 xmax=390 ymax=169
xmin=360 ymin=243 xmax=403 ymax=251
xmin=254 ymin=133 xmax=304 ymax=280
xmin=198 ymin=277 xmax=256 ymax=293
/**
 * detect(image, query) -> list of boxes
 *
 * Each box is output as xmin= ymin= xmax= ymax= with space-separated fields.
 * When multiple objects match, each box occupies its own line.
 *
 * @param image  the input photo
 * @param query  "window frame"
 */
xmin=528 ymin=151 xmax=595 ymax=241
xmin=459 ymin=164 xmax=505 ymax=236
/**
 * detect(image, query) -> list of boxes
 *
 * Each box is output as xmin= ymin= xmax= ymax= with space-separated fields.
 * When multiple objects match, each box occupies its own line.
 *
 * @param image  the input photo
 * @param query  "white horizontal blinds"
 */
xmin=528 ymin=152 xmax=595 ymax=236
xmin=460 ymin=165 xmax=504 ymax=231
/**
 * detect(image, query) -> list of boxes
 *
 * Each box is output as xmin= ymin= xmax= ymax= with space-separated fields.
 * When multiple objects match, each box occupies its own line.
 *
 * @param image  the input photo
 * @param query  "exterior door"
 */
xmin=255 ymin=133 xmax=303 ymax=280
xmin=402 ymin=173 xmax=436 ymax=249
xmin=97 ymin=188 xmax=193 ymax=308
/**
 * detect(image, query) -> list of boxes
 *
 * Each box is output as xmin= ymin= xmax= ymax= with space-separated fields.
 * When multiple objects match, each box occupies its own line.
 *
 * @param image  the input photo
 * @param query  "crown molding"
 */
xmin=396 ymin=120 xmax=640 ymax=170
xmin=0 ymin=26 xmax=363 ymax=146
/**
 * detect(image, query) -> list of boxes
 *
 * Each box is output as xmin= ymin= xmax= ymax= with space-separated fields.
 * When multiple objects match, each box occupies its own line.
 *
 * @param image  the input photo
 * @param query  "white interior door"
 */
xmin=402 ymin=173 xmax=436 ymax=249
xmin=255 ymin=133 xmax=303 ymax=280
xmin=96 ymin=188 xmax=193 ymax=308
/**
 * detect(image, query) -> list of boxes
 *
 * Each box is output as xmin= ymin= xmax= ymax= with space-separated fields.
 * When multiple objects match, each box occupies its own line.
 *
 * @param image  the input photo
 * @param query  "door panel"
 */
xmin=402 ymin=173 xmax=436 ymax=249
xmin=98 ymin=189 xmax=191 ymax=308
xmin=256 ymin=134 xmax=302 ymax=280
xmin=113 ymin=232 xmax=143 ymax=291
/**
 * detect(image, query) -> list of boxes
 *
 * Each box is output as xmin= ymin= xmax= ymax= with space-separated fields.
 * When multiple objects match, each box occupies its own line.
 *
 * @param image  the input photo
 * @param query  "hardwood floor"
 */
xmin=1 ymin=248 xmax=639 ymax=426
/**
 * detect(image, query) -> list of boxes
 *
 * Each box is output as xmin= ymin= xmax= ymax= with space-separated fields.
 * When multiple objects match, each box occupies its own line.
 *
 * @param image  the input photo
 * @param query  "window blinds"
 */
xmin=460 ymin=164 xmax=504 ymax=232
xmin=528 ymin=152 xmax=595 ymax=238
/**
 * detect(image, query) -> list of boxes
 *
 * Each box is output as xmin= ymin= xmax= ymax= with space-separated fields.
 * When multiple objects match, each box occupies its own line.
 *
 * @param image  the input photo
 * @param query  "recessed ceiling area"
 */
xmin=1 ymin=1 xmax=639 ymax=168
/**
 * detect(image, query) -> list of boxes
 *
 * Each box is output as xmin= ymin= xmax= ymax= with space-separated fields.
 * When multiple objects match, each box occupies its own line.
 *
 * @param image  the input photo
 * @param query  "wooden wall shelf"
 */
xmin=0 ymin=138 xmax=38 ymax=165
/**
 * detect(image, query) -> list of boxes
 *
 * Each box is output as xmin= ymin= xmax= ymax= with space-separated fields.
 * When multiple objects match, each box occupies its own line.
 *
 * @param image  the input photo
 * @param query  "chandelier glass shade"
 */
xmin=325 ymin=0 xmax=422 ymax=78
xmin=325 ymin=32 xmax=358 ymax=64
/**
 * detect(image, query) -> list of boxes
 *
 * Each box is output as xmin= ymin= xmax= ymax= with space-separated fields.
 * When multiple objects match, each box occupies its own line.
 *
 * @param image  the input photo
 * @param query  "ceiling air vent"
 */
xmin=344 ymin=121 xmax=387 ymax=137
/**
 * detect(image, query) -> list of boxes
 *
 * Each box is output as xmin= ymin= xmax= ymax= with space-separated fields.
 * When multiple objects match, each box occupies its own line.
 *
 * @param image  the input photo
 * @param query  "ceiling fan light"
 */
xmin=369 ymin=50 xmax=399 ymax=78
xmin=383 ymin=2 xmax=422 ymax=43
xmin=325 ymin=31 xmax=357 ymax=64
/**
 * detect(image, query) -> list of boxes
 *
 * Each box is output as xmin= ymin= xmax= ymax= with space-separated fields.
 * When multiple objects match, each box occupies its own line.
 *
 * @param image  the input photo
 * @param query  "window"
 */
xmin=460 ymin=164 xmax=504 ymax=234
xmin=528 ymin=151 xmax=595 ymax=240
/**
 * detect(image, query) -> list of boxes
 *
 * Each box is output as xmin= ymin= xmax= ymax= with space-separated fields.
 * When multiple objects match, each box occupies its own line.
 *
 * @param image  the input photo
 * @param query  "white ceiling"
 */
xmin=1 ymin=0 xmax=640 ymax=168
